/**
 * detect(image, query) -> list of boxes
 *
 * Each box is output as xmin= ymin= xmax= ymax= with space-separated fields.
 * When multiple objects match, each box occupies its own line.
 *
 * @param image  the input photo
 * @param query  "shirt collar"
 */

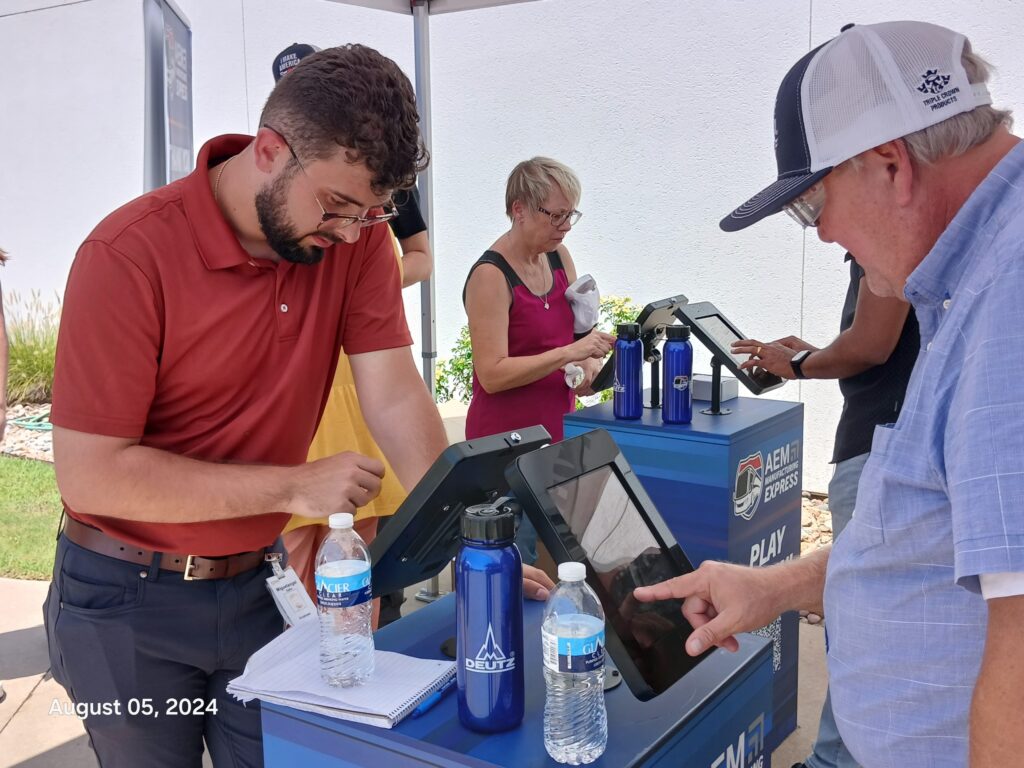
xmin=181 ymin=134 xmax=257 ymax=271
xmin=905 ymin=141 xmax=1024 ymax=306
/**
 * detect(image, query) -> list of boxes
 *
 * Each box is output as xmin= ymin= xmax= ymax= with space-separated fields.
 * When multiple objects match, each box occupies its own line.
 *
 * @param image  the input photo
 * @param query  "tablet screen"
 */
xmin=548 ymin=464 xmax=706 ymax=694
xmin=697 ymin=314 xmax=747 ymax=368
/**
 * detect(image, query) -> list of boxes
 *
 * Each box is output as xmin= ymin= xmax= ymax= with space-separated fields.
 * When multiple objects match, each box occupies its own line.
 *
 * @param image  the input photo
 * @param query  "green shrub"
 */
xmin=5 ymin=291 xmax=61 ymax=404
xmin=434 ymin=324 xmax=474 ymax=404
xmin=434 ymin=294 xmax=642 ymax=405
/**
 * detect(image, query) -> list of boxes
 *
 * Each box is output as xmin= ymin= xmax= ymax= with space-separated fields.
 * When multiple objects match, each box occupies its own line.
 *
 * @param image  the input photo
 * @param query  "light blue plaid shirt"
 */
xmin=825 ymin=139 xmax=1024 ymax=768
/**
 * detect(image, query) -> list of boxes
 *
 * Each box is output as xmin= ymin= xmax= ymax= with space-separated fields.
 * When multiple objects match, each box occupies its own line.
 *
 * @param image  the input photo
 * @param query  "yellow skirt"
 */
xmin=283 ymin=352 xmax=408 ymax=532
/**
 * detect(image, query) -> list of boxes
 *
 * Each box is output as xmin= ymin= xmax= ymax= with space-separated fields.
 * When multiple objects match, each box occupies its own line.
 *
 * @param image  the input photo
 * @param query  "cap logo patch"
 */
xmin=917 ymin=69 xmax=951 ymax=95
xmin=917 ymin=69 xmax=961 ymax=111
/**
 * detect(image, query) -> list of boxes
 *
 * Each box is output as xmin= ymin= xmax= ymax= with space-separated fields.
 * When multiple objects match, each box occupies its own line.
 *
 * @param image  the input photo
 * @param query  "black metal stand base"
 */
xmin=701 ymin=357 xmax=732 ymax=416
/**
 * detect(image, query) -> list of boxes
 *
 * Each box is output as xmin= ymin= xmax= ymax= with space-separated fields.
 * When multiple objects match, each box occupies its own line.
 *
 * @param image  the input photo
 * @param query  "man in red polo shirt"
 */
xmin=41 ymin=45 xmax=527 ymax=768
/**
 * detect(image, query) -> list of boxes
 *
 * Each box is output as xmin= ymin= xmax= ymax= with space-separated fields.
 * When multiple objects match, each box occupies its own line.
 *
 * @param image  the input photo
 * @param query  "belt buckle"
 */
xmin=183 ymin=554 xmax=198 ymax=581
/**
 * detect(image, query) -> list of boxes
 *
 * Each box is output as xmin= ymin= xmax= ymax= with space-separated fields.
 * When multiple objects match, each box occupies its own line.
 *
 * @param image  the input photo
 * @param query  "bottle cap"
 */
xmin=461 ymin=503 xmax=516 ymax=543
xmin=617 ymin=322 xmax=640 ymax=340
xmin=328 ymin=512 xmax=354 ymax=530
xmin=666 ymin=324 xmax=691 ymax=341
xmin=558 ymin=562 xmax=586 ymax=582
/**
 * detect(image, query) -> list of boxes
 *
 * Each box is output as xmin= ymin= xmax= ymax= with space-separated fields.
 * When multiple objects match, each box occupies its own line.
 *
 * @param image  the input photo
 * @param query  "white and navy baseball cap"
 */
xmin=720 ymin=21 xmax=993 ymax=232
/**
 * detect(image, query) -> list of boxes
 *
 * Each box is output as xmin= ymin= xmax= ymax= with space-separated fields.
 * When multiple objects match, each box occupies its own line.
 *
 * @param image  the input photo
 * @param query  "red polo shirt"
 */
xmin=51 ymin=135 xmax=411 ymax=555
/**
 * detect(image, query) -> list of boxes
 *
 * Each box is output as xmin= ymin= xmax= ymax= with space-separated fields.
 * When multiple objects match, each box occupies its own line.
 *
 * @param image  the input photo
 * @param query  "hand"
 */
xmin=771 ymin=335 xmax=817 ymax=353
xmin=731 ymin=338 xmax=802 ymax=379
xmin=633 ymin=560 xmax=784 ymax=656
xmin=287 ymin=451 xmax=386 ymax=519
xmin=566 ymin=329 xmax=615 ymax=361
xmin=523 ymin=563 xmax=555 ymax=601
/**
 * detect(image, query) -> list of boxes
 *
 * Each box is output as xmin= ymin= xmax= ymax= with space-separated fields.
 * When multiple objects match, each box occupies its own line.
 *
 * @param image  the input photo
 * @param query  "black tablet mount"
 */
xmin=368 ymin=426 xmax=551 ymax=599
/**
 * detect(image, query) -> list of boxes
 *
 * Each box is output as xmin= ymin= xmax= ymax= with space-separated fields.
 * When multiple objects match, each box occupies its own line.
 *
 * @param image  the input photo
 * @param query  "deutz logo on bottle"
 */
xmin=465 ymin=623 xmax=516 ymax=673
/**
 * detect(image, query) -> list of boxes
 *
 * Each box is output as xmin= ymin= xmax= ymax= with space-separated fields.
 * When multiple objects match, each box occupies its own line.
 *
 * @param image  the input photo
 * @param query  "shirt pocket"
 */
xmin=850 ymin=421 xmax=941 ymax=552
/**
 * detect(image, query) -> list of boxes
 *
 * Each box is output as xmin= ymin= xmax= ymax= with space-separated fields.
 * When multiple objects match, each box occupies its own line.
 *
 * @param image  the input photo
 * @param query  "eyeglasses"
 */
xmin=538 ymin=205 xmax=583 ymax=228
xmin=263 ymin=125 xmax=398 ymax=230
xmin=783 ymin=182 xmax=826 ymax=229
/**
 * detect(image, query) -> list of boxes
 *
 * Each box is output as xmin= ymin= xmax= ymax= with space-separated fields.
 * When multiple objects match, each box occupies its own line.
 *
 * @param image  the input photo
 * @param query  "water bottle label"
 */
xmin=672 ymin=374 xmax=690 ymax=391
xmin=542 ymin=628 xmax=605 ymax=673
xmin=315 ymin=565 xmax=371 ymax=608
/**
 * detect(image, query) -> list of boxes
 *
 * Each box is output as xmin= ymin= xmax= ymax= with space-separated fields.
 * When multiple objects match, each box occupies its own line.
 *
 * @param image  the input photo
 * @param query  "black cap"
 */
xmin=272 ymin=43 xmax=321 ymax=82
xmin=461 ymin=503 xmax=516 ymax=543
xmin=617 ymin=322 xmax=640 ymax=340
xmin=666 ymin=324 xmax=691 ymax=341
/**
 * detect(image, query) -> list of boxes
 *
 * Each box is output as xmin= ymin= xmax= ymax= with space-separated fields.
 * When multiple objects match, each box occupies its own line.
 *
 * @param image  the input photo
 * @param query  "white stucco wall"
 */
xmin=3 ymin=0 xmax=1024 ymax=490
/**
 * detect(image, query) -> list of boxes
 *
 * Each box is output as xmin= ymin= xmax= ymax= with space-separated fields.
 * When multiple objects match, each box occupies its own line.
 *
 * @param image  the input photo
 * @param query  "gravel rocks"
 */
xmin=801 ymin=493 xmax=833 ymax=554
xmin=1 ymin=403 xmax=54 ymax=463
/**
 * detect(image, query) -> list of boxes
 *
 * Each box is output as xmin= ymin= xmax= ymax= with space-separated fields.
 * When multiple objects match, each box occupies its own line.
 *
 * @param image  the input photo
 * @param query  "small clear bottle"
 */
xmin=315 ymin=513 xmax=375 ymax=687
xmin=542 ymin=562 xmax=607 ymax=764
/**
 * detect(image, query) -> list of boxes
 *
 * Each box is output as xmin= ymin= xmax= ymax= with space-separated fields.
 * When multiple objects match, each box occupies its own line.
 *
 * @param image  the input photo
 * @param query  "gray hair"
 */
xmin=505 ymin=157 xmax=581 ymax=219
xmin=902 ymin=41 xmax=1013 ymax=164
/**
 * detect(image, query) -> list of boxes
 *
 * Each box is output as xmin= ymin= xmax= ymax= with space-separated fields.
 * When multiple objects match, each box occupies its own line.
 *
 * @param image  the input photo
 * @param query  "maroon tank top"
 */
xmin=464 ymin=250 xmax=575 ymax=442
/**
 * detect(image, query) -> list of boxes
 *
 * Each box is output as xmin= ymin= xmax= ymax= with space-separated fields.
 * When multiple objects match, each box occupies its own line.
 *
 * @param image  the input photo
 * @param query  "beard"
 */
xmin=255 ymin=167 xmax=332 ymax=265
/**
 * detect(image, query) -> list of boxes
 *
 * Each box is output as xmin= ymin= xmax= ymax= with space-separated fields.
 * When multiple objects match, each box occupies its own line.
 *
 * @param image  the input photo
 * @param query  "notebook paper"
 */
xmin=227 ymin=619 xmax=456 ymax=728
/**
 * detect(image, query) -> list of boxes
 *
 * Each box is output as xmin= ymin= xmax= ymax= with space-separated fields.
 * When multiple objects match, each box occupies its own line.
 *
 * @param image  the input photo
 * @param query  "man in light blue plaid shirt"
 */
xmin=635 ymin=20 xmax=1024 ymax=768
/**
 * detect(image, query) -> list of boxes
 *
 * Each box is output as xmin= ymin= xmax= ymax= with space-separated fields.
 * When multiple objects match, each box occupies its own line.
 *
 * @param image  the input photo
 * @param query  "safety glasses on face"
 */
xmin=537 ymin=206 xmax=583 ymax=227
xmin=783 ymin=182 xmax=826 ymax=228
xmin=263 ymin=125 xmax=398 ymax=230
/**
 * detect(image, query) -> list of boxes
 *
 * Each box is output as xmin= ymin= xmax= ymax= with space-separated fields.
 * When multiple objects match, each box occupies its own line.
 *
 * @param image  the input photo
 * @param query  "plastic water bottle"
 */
xmin=315 ymin=513 xmax=375 ymax=687
xmin=542 ymin=562 xmax=607 ymax=764
xmin=613 ymin=322 xmax=643 ymax=419
xmin=662 ymin=324 xmax=693 ymax=424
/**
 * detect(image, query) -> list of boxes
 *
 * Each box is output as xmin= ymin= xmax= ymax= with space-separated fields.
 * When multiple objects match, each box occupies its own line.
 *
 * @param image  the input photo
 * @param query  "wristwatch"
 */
xmin=790 ymin=350 xmax=813 ymax=380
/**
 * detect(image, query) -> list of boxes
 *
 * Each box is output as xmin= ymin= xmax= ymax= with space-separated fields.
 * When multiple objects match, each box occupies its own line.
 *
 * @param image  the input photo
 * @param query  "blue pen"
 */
xmin=411 ymin=676 xmax=457 ymax=719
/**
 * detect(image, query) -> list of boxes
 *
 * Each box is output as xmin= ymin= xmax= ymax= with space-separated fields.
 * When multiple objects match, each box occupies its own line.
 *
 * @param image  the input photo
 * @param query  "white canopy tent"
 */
xmin=327 ymin=0 xmax=541 ymax=393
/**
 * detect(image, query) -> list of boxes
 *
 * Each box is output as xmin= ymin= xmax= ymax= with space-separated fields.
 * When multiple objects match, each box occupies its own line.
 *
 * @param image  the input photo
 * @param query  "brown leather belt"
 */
xmin=62 ymin=516 xmax=266 ymax=580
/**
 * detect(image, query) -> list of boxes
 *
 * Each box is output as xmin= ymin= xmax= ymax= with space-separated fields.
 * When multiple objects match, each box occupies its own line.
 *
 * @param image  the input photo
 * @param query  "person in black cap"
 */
xmin=636 ymin=21 xmax=1024 ymax=768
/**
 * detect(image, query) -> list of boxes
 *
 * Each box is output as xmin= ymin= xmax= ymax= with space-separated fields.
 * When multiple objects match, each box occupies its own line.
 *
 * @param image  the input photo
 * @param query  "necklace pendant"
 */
xmin=544 ymin=300 xmax=549 ymax=309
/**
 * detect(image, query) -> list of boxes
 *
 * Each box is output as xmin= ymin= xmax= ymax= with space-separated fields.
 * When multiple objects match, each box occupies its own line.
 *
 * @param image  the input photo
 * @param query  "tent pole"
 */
xmin=413 ymin=0 xmax=437 ymax=398
xmin=413 ymin=0 xmax=445 ymax=603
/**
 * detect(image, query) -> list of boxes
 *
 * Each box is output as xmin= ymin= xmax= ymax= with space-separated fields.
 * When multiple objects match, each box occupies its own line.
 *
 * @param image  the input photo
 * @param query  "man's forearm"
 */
xmin=363 ymin=383 xmax=449 ymax=492
xmin=770 ymin=545 xmax=830 ymax=616
xmin=801 ymin=331 xmax=888 ymax=379
xmin=54 ymin=429 xmax=297 ymax=523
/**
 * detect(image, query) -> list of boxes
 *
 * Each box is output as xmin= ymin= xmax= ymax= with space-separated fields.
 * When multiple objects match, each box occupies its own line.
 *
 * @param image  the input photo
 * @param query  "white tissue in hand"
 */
xmin=564 ymin=274 xmax=600 ymax=334
xmin=564 ymin=363 xmax=585 ymax=389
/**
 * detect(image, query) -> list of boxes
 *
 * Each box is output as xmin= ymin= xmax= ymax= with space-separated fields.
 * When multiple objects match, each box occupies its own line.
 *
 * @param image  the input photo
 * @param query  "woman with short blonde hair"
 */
xmin=462 ymin=159 xmax=614 ymax=562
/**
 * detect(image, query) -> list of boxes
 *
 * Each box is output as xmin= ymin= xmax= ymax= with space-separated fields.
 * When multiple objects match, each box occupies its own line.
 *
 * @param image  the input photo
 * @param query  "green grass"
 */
xmin=0 ymin=455 xmax=62 ymax=579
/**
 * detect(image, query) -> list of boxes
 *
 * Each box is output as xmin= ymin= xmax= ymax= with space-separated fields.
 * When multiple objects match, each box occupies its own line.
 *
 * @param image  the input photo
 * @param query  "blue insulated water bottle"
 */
xmin=662 ymin=325 xmax=693 ymax=424
xmin=456 ymin=503 xmax=525 ymax=732
xmin=613 ymin=322 xmax=643 ymax=420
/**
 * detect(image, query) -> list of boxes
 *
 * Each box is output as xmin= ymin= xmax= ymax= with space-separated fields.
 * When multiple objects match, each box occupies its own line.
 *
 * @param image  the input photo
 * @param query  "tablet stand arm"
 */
xmin=700 ymin=357 xmax=733 ymax=416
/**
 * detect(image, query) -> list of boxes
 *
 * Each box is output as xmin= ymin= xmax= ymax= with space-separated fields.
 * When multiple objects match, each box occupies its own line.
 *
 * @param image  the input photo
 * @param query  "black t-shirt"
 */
xmin=832 ymin=255 xmax=921 ymax=463
xmin=388 ymin=187 xmax=428 ymax=241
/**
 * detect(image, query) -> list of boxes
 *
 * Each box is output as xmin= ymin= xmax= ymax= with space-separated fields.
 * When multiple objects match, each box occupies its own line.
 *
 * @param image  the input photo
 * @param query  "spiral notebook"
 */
xmin=227 ymin=619 xmax=456 ymax=728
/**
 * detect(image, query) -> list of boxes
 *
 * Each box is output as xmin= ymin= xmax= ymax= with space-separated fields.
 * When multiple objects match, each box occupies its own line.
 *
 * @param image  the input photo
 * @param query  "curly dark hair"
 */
xmin=259 ymin=44 xmax=428 ymax=194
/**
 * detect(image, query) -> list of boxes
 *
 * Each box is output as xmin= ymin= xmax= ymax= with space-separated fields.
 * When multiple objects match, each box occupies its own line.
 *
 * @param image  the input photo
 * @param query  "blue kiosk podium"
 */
xmin=262 ymin=594 xmax=773 ymax=767
xmin=564 ymin=395 xmax=803 ymax=753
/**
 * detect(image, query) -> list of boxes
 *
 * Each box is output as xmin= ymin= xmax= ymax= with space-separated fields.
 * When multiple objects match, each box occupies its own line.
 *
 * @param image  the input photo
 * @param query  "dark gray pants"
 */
xmin=44 ymin=535 xmax=284 ymax=767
